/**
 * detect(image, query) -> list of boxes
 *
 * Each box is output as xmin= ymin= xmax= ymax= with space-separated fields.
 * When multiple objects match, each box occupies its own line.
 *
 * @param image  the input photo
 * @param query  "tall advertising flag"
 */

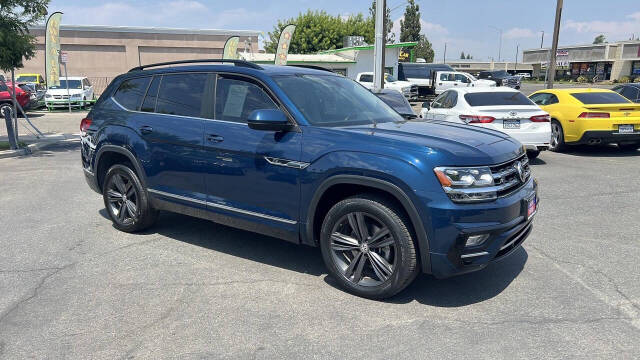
xmin=45 ymin=12 xmax=63 ymax=87
xmin=223 ymin=36 xmax=240 ymax=59
xmin=275 ymin=24 xmax=296 ymax=65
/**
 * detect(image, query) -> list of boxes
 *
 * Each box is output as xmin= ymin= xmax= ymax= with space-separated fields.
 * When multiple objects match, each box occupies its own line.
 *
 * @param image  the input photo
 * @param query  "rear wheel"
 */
xmin=320 ymin=194 xmax=418 ymax=299
xmin=0 ymin=103 xmax=12 ymax=118
xmin=550 ymin=120 xmax=566 ymax=152
xmin=618 ymin=142 xmax=640 ymax=151
xmin=103 ymin=164 xmax=157 ymax=232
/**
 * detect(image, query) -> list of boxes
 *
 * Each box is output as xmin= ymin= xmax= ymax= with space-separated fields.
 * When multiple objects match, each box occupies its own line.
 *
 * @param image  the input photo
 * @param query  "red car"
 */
xmin=0 ymin=81 xmax=31 ymax=116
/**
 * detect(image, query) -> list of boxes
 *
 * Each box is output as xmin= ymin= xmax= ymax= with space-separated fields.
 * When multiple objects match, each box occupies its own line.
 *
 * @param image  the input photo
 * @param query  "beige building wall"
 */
xmin=16 ymin=25 xmax=259 ymax=93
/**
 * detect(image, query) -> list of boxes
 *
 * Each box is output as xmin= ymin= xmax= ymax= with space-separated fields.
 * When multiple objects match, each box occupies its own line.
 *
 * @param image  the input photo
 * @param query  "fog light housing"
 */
xmin=465 ymin=234 xmax=489 ymax=247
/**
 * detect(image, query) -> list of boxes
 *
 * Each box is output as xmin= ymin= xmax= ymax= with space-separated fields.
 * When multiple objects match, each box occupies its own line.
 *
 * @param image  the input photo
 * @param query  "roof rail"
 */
xmin=287 ymin=64 xmax=335 ymax=73
xmin=128 ymin=59 xmax=263 ymax=72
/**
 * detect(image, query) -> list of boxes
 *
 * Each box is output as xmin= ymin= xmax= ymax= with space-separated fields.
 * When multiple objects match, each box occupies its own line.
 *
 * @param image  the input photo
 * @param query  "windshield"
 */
xmin=375 ymin=92 xmax=414 ymax=116
xmin=571 ymin=92 xmax=631 ymax=104
xmin=274 ymin=74 xmax=403 ymax=126
xmin=17 ymin=75 xmax=38 ymax=82
xmin=465 ymin=92 xmax=535 ymax=106
xmin=384 ymin=73 xmax=398 ymax=82
xmin=492 ymin=71 xmax=510 ymax=77
xmin=49 ymin=80 xmax=82 ymax=89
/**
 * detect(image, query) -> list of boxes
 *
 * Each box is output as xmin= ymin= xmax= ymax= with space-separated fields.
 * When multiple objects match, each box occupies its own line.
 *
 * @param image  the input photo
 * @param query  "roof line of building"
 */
xmin=318 ymin=42 xmax=418 ymax=54
xmin=29 ymin=24 xmax=260 ymax=36
xmin=523 ymin=39 xmax=640 ymax=52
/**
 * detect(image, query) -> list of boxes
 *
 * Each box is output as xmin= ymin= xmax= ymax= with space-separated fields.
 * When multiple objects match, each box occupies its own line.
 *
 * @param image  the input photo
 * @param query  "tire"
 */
xmin=319 ymin=194 xmax=419 ymax=299
xmin=103 ymin=164 xmax=157 ymax=232
xmin=0 ymin=103 xmax=12 ymax=118
xmin=618 ymin=142 xmax=640 ymax=151
xmin=526 ymin=150 xmax=540 ymax=160
xmin=549 ymin=120 xmax=566 ymax=152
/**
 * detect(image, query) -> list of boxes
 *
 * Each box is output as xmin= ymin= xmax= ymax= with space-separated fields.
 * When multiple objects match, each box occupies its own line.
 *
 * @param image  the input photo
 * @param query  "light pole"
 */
xmin=546 ymin=0 xmax=563 ymax=89
xmin=443 ymin=42 xmax=447 ymax=64
xmin=515 ymin=44 xmax=519 ymax=72
xmin=489 ymin=26 xmax=503 ymax=62
xmin=373 ymin=0 xmax=386 ymax=91
xmin=540 ymin=31 xmax=545 ymax=48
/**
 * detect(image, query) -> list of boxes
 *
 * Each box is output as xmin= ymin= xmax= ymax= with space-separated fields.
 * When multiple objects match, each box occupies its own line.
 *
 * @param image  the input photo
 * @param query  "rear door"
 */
xmin=128 ymin=73 xmax=211 ymax=204
xmin=202 ymin=73 xmax=301 ymax=237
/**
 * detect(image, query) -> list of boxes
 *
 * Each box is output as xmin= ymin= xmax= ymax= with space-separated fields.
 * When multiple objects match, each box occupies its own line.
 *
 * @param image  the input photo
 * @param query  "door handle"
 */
xmin=207 ymin=134 xmax=224 ymax=143
xmin=140 ymin=125 xmax=153 ymax=134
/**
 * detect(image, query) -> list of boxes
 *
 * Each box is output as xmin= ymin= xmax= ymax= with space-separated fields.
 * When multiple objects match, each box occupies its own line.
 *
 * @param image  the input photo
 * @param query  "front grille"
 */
xmin=495 ymin=221 xmax=532 ymax=258
xmin=53 ymin=95 xmax=70 ymax=99
xmin=490 ymin=153 xmax=531 ymax=197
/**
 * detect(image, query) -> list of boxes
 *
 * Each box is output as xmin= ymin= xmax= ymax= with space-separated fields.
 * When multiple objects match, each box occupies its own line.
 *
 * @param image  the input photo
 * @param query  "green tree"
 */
xmin=414 ymin=35 xmax=434 ymax=62
xmin=593 ymin=34 xmax=606 ymax=44
xmin=264 ymin=10 xmax=374 ymax=54
xmin=466 ymin=54 xmax=473 ymax=59
xmin=399 ymin=0 xmax=420 ymax=43
xmin=460 ymin=51 xmax=465 ymax=59
xmin=369 ymin=1 xmax=394 ymax=43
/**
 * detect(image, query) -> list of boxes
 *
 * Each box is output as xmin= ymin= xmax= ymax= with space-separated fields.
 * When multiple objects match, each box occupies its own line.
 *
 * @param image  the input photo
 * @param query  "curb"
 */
xmin=0 ymin=133 xmax=79 ymax=159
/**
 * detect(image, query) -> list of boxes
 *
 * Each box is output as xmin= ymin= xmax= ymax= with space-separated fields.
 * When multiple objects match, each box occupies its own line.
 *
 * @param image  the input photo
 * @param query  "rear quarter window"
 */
xmin=570 ymin=92 xmax=631 ymax=104
xmin=113 ymin=77 xmax=151 ymax=111
xmin=465 ymin=92 xmax=534 ymax=106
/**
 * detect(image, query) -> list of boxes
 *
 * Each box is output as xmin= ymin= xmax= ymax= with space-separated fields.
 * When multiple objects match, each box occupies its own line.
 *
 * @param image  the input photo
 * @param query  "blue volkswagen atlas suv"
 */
xmin=81 ymin=60 xmax=538 ymax=299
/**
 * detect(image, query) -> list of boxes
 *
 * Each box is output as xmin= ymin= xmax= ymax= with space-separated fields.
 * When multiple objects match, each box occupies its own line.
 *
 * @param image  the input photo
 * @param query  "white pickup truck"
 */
xmin=356 ymin=72 xmax=418 ymax=100
xmin=432 ymin=71 xmax=496 ymax=95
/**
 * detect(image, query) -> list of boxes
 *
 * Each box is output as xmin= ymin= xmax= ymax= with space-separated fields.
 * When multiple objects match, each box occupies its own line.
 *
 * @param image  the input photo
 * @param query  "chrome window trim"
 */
xmin=147 ymin=188 xmax=297 ymax=224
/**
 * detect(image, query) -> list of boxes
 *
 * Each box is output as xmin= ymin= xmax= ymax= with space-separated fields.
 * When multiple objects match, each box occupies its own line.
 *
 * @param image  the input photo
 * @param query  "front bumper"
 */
xmin=422 ymin=177 xmax=538 ymax=278
xmin=46 ymin=99 xmax=84 ymax=108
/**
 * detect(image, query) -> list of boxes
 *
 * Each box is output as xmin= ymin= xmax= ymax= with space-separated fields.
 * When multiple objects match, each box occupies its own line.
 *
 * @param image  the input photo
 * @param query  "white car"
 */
xmin=356 ymin=72 xmax=418 ymax=100
xmin=433 ymin=71 xmax=496 ymax=95
xmin=421 ymin=87 xmax=551 ymax=158
xmin=45 ymin=76 xmax=94 ymax=108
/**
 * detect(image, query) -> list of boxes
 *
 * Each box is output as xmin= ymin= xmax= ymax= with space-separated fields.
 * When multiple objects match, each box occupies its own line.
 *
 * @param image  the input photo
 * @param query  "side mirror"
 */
xmin=247 ymin=109 xmax=292 ymax=131
xmin=422 ymin=102 xmax=431 ymax=110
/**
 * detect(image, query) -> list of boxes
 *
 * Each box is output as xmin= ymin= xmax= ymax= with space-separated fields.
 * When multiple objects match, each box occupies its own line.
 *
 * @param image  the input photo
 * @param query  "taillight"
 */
xmin=80 ymin=117 xmax=92 ymax=132
xmin=530 ymin=114 xmax=551 ymax=122
xmin=578 ymin=112 xmax=609 ymax=119
xmin=459 ymin=115 xmax=495 ymax=123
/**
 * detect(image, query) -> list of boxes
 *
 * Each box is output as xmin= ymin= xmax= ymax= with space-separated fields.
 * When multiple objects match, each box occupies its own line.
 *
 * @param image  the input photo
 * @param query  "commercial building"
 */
xmin=16 ymin=25 xmax=259 ymax=93
xmin=435 ymin=60 xmax=533 ymax=76
xmin=240 ymin=42 xmax=418 ymax=80
xmin=522 ymin=40 xmax=640 ymax=81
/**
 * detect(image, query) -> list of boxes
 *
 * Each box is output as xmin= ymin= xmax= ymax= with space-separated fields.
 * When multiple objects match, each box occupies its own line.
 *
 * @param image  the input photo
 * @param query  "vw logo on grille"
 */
xmin=509 ymin=111 xmax=518 ymax=117
xmin=513 ymin=161 xmax=525 ymax=182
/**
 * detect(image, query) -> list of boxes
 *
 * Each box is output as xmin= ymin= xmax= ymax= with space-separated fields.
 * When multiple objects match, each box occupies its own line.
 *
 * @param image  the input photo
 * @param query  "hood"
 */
xmin=337 ymin=120 xmax=524 ymax=165
xmin=474 ymin=79 xmax=497 ymax=86
xmin=389 ymin=80 xmax=414 ymax=88
xmin=46 ymin=88 xmax=84 ymax=95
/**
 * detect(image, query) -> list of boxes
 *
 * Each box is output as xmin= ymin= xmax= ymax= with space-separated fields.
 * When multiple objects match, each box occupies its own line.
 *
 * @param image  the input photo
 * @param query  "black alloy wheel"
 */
xmin=320 ymin=195 xmax=418 ymax=299
xmin=103 ymin=164 xmax=157 ymax=232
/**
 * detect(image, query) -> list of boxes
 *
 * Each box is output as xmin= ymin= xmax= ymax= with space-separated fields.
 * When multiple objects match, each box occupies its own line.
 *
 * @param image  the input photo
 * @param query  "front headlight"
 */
xmin=434 ymin=166 xmax=496 ymax=202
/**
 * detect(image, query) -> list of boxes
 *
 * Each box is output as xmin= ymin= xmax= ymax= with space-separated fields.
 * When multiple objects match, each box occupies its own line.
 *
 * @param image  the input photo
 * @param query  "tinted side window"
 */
xmin=443 ymin=91 xmax=457 ymax=108
xmin=621 ymin=87 xmax=639 ymax=101
xmin=141 ymin=76 xmax=160 ymax=112
xmin=547 ymin=94 xmax=559 ymax=105
xmin=360 ymin=74 xmax=373 ymax=82
xmin=529 ymin=93 xmax=549 ymax=105
xmin=156 ymin=73 xmax=212 ymax=118
xmin=113 ymin=77 xmax=151 ymax=111
xmin=431 ymin=92 xmax=447 ymax=108
xmin=215 ymin=75 xmax=278 ymax=123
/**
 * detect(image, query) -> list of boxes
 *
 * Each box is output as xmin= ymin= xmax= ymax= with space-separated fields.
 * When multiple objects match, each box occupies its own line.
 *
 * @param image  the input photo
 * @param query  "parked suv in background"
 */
xmin=82 ymin=60 xmax=538 ymax=299
xmin=478 ymin=70 xmax=521 ymax=89
xmin=397 ymin=62 xmax=455 ymax=97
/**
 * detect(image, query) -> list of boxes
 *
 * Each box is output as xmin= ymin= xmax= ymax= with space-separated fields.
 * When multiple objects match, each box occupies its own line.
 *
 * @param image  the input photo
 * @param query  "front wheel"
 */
xmin=320 ymin=195 xmax=418 ymax=299
xmin=549 ymin=120 xmax=566 ymax=152
xmin=103 ymin=164 xmax=157 ymax=232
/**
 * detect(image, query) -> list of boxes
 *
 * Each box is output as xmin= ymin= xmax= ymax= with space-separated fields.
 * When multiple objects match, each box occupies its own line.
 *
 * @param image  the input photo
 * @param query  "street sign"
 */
xmin=60 ymin=51 xmax=68 ymax=64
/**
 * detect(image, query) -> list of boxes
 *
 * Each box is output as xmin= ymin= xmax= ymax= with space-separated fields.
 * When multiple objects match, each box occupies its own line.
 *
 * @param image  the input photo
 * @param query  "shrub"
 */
xmin=618 ymin=76 xmax=631 ymax=83
xmin=576 ymin=75 xmax=588 ymax=83
xmin=634 ymin=77 xmax=640 ymax=83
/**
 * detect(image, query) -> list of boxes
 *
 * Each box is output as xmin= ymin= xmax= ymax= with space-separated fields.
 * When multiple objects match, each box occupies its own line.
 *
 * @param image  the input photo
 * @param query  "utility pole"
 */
xmin=373 ymin=0 xmax=385 ymax=91
xmin=490 ymin=26 xmax=503 ymax=61
xmin=515 ymin=44 xmax=519 ymax=72
xmin=540 ymin=31 xmax=545 ymax=48
xmin=443 ymin=43 xmax=447 ymax=64
xmin=546 ymin=0 xmax=563 ymax=89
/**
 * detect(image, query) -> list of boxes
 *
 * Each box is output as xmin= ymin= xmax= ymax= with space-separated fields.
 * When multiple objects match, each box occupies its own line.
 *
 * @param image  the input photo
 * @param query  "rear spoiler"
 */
xmin=583 ymin=104 xmax=640 ymax=111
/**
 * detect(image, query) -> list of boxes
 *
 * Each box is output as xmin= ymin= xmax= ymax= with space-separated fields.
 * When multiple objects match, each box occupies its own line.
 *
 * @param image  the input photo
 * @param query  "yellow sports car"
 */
xmin=529 ymin=88 xmax=640 ymax=151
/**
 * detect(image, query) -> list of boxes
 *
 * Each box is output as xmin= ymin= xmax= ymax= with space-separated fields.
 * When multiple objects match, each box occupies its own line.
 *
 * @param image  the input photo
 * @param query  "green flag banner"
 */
xmin=45 ymin=12 xmax=62 ymax=87
xmin=223 ymin=36 xmax=240 ymax=59
xmin=275 ymin=24 xmax=296 ymax=65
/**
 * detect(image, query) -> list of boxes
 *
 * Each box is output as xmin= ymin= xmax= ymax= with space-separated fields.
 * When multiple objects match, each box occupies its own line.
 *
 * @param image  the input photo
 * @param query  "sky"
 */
xmin=48 ymin=0 xmax=640 ymax=61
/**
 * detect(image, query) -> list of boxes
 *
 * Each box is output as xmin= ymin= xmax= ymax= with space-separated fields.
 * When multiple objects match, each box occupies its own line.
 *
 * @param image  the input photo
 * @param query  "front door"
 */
xmin=203 ymin=74 xmax=302 ymax=237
